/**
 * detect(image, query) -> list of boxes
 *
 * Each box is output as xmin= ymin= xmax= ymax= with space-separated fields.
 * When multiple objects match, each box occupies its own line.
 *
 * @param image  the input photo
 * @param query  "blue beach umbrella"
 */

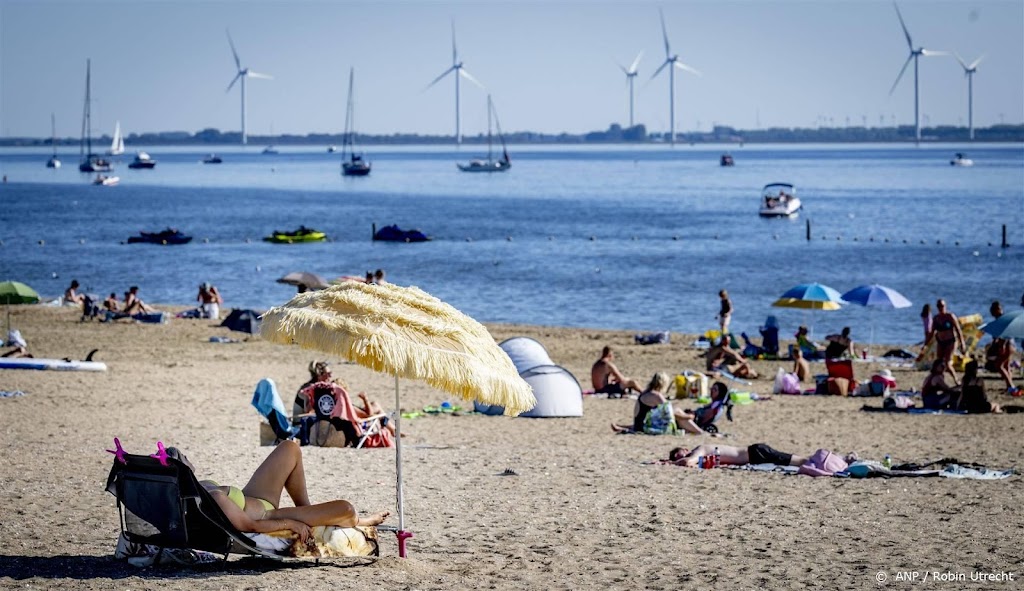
xmin=840 ymin=284 xmax=912 ymax=309
xmin=980 ymin=310 xmax=1024 ymax=340
xmin=778 ymin=282 xmax=846 ymax=303
xmin=840 ymin=284 xmax=912 ymax=355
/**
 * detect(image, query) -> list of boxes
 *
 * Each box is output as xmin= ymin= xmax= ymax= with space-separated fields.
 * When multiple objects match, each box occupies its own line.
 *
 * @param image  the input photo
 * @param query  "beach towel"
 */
xmin=251 ymin=378 xmax=298 ymax=440
xmin=861 ymin=405 xmax=968 ymax=415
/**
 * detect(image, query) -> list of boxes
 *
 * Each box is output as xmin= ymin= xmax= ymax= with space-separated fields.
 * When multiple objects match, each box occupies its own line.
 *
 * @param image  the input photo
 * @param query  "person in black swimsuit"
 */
xmin=824 ymin=327 xmax=854 ymax=359
xmin=610 ymin=372 xmax=707 ymax=435
xmin=932 ymin=299 xmax=965 ymax=384
xmin=958 ymin=360 xmax=1002 ymax=413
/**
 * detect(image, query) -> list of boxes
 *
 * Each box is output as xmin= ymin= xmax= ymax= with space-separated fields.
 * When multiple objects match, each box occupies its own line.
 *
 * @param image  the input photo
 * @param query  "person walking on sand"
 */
xmin=717 ymin=289 xmax=732 ymax=335
xmin=197 ymin=282 xmax=223 ymax=320
xmin=591 ymin=346 xmax=643 ymax=397
xmin=933 ymin=299 xmax=966 ymax=384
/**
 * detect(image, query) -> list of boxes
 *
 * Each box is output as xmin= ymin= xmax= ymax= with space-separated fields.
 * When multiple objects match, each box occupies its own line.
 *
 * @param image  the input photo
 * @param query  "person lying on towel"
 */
xmin=169 ymin=442 xmax=389 ymax=544
xmin=663 ymin=443 xmax=807 ymax=468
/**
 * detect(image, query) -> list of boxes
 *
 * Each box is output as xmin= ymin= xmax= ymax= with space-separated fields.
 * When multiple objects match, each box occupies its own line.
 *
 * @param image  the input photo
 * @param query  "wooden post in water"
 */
xmin=1002 ymin=224 xmax=1008 ymax=248
xmin=806 ymin=219 xmax=811 ymax=242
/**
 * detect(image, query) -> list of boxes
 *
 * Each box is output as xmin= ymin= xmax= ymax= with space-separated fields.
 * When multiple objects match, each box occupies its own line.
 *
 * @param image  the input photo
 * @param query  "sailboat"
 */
xmin=78 ymin=59 xmax=112 ymax=173
xmin=340 ymin=67 xmax=371 ymax=177
xmin=457 ymin=95 xmax=510 ymax=173
xmin=46 ymin=113 xmax=61 ymax=168
xmin=108 ymin=121 xmax=125 ymax=156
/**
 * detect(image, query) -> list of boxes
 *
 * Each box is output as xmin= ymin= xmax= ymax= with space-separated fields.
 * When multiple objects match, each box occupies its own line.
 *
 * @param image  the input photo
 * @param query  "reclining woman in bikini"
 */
xmin=171 ymin=441 xmax=389 ymax=543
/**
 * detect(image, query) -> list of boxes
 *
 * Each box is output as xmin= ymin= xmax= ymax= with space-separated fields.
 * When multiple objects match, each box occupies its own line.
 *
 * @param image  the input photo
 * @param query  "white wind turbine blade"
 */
xmin=226 ymin=72 xmax=242 ymax=93
xmin=659 ymin=8 xmax=671 ymax=58
xmin=628 ymin=50 xmax=644 ymax=75
xmin=649 ymin=59 xmax=670 ymax=81
xmin=459 ymin=68 xmax=486 ymax=90
xmin=617 ymin=61 xmax=630 ymax=76
xmin=968 ymin=54 xmax=985 ymax=70
xmin=451 ymin=20 xmax=458 ymax=65
xmin=247 ymin=71 xmax=273 ymax=80
xmin=424 ymin=65 xmax=456 ymax=90
xmin=893 ymin=3 xmax=913 ymax=51
xmin=953 ymin=51 xmax=969 ymax=71
xmin=674 ymin=61 xmax=702 ymax=76
xmin=889 ymin=55 xmax=913 ymax=95
xmin=226 ymin=29 xmax=241 ymax=71
xmin=920 ymin=49 xmax=946 ymax=57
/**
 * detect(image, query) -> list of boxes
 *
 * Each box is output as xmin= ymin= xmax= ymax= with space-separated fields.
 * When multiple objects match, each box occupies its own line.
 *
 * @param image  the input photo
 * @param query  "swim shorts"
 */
xmin=747 ymin=443 xmax=793 ymax=466
xmin=595 ymin=383 xmax=626 ymax=397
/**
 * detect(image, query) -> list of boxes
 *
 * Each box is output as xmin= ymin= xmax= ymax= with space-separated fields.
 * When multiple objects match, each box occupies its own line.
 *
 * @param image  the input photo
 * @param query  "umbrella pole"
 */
xmin=394 ymin=373 xmax=413 ymax=557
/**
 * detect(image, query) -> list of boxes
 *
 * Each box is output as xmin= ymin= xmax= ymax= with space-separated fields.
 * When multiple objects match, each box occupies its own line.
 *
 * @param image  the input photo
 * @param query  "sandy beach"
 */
xmin=0 ymin=304 xmax=1021 ymax=590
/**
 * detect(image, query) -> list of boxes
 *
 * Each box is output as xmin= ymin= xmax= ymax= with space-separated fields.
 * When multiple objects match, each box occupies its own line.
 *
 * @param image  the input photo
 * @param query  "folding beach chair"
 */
xmin=251 ymin=378 xmax=300 ymax=443
xmin=105 ymin=450 xmax=281 ymax=561
xmin=825 ymin=358 xmax=858 ymax=395
xmin=304 ymin=382 xmax=392 ymax=448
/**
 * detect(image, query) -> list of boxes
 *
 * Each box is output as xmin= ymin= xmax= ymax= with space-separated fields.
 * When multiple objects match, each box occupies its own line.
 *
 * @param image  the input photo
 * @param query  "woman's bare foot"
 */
xmin=358 ymin=511 xmax=390 ymax=527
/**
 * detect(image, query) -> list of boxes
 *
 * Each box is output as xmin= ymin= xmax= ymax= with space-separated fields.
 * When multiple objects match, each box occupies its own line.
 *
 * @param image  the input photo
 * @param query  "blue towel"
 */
xmin=251 ymin=378 xmax=297 ymax=438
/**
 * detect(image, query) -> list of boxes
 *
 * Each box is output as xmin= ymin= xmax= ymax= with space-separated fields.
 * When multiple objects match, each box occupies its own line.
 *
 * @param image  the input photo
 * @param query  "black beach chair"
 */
xmin=105 ymin=451 xmax=281 ymax=561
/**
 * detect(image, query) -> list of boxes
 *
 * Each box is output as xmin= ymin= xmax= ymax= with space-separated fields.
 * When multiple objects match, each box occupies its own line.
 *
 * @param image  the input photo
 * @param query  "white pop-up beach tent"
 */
xmin=475 ymin=337 xmax=583 ymax=417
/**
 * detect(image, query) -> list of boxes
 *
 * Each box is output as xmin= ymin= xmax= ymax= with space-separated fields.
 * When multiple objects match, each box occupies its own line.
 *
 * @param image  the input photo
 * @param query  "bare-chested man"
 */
xmin=591 ymin=346 xmax=642 ymax=397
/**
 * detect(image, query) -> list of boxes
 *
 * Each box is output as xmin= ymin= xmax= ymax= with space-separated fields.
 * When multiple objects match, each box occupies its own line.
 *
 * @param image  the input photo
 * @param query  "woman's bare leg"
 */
xmin=270 ymin=501 xmax=389 ymax=528
xmin=242 ymin=440 xmax=311 ymax=507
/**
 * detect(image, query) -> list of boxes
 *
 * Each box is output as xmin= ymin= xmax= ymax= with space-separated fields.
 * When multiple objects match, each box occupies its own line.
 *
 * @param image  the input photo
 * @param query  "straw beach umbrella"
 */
xmin=260 ymin=281 xmax=535 ymax=557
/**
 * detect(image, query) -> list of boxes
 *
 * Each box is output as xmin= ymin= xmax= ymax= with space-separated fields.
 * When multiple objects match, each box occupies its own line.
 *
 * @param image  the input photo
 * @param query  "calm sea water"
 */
xmin=1 ymin=143 xmax=1021 ymax=345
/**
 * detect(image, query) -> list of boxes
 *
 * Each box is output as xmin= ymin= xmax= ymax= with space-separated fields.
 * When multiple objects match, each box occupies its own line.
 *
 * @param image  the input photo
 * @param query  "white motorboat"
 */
xmin=128 ymin=151 xmax=156 ymax=169
xmin=759 ymin=183 xmax=801 ymax=217
xmin=262 ymin=145 xmax=279 ymax=155
xmin=950 ymin=152 xmax=974 ymax=167
xmin=93 ymin=174 xmax=119 ymax=186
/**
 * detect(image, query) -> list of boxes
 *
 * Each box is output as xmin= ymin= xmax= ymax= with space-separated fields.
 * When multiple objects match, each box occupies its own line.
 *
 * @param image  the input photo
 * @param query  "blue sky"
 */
xmin=1 ymin=0 xmax=1021 ymax=139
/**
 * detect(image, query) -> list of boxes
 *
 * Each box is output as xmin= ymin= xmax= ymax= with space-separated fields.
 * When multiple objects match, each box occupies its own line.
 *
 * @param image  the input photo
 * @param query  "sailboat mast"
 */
xmin=81 ymin=60 xmax=90 ymax=161
xmin=51 ymin=113 xmax=57 ymax=158
xmin=486 ymin=95 xmax=493 ymax=161
xmin=343 ymin=67 xmax=355 ymax=158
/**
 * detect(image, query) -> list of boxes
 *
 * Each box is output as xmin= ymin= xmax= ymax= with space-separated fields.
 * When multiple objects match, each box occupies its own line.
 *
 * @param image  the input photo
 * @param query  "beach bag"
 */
xmin=773 ymin=368 xmax=801 ymax=394
xmin=798 ymin=449 xmax=849 ymax=477
xmin=642 ymin=402 xmax=678 ymax=435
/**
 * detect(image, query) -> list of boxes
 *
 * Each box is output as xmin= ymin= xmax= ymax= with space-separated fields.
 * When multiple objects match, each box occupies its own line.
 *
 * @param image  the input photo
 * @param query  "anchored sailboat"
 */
xmin=78 ymin=59 xmax=112 ymax=173
xmin=341 ymin=67 xmax=371 ymax=177
xmin=457 ymin=95 xmax=510 ymax=173
xmin=46 ymin=113 xmax=61 ymax=169
xmin=108 ymin=121 xmax=125 ymax=156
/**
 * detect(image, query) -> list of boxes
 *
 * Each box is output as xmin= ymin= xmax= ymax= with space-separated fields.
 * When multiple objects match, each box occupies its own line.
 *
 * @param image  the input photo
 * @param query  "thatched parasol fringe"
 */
xmin=260 ymin=282 xmax=535 ymax=416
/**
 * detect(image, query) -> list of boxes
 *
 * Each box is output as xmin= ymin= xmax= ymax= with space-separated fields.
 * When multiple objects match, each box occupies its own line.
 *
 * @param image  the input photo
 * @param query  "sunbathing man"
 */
xmin=591 ymin=346 xmax=643 ymax=397
xmin=664 ymin=443 xmax=808 ymax=468
xmin=170 ymin=442 xmax=388 ymax=544
xmin=705 ymin=339 xmax=759 ymax=379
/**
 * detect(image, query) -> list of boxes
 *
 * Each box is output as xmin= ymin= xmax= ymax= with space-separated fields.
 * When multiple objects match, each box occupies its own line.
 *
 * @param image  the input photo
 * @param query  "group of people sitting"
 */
xmin=64 ymin=280 xmax=158 ymax=322
xmin=921 ymin=358 xmax=1003 ymax=413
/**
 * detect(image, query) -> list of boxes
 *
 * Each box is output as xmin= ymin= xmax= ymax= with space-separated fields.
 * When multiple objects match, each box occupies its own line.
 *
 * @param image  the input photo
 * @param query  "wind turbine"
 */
xmin=650 ymin=8 xmax=700 ymax=145
xmin=425 ymin=21 xmax=484 ymax=145
xmin=225 ymin=29 xmax=272 ymax=145
xmin=889 ymin=3 xmax=945 ymax=144
xmin=954 ymin=52 xmax=984 ymax=140
xmin=618 ymin=51 xmax=643 ymax=128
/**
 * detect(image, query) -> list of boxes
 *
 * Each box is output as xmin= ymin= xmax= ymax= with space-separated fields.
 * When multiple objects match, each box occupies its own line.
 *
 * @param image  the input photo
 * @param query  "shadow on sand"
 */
xmin=0 ymin=554 xmax=374 ymax=580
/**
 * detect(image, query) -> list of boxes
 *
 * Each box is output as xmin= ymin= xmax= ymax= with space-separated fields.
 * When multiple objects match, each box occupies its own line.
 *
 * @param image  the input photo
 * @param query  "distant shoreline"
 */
xmin=4 ymin=122 xmax=1023 ymax=147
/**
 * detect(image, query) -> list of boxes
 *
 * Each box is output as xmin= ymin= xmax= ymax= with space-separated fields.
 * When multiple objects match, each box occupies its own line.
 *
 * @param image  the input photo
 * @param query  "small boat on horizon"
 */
xmin=458 ymin=95 xmax=510 ymax=173
xmin=720 ymin=154 xmax=735 ymax=166
xmin=950 ymin=152 xmax=974 ymax=167
xmin=127 ymin=228 xmax=192 ymax=245
xmin=93 ymin=174 xmax=119 ymax=186
xmin=78 ymin=60 xmax=113 ymax=173
xmin=263 ymin=226 xmax=327 ymax=244
xmin=107 ymin=121 xmax=125 ymax=156
xmin=128 ymin=151 xmax=156 ymax=169
xmin=759 ymin=182 xmax=802 ymax=218
xmin=341 ymin=68 xmax=371 ymax=177
xmin=46 ymin=113 xmax=61 ymax=169
xmin=202 ymin=154 xmax=223 ymax=164
xmin=262 ymin=146 xmax=279 ymax=155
